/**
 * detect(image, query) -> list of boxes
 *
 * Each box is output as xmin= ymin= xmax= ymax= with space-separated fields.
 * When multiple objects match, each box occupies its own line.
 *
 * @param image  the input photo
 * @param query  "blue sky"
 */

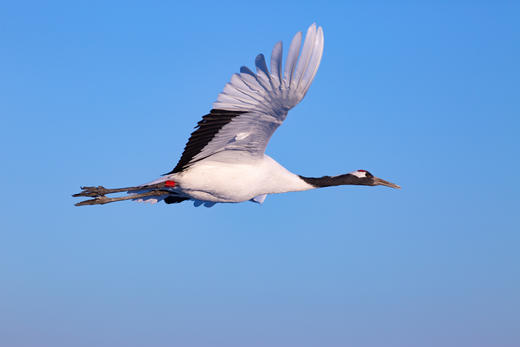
xmin=1 ymin=1 xmax=519 ymax=346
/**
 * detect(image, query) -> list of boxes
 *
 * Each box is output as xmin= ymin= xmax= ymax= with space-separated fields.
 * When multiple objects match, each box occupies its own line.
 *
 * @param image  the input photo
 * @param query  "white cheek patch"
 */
xmin=350 ymin=170 xmax=367 ymax=178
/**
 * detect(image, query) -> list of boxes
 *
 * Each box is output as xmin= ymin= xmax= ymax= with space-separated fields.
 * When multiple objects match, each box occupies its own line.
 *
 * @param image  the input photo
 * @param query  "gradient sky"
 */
xmin=1 ymin=1 xmax=519 ymax=347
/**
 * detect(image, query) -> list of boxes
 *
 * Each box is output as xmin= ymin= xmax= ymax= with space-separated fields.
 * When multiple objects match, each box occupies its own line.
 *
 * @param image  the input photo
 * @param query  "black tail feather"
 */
xmin=164 ymin=196 xmax=189 ymax=204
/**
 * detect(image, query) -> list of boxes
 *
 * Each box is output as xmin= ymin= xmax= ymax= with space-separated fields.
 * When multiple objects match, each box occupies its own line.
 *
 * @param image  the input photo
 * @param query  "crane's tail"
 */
xmin=73 ymin=183 xmax=186 ymax=206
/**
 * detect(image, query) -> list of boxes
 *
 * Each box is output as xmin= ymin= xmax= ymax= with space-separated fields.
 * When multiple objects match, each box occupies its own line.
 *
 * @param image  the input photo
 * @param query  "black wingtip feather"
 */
xmin=165 ymin=109 xmax=246 ymax=175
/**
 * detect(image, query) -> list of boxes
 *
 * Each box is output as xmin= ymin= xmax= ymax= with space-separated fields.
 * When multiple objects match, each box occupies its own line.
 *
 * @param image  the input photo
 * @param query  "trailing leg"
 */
xmin=75 ymin=189 xmax=175 ymax=206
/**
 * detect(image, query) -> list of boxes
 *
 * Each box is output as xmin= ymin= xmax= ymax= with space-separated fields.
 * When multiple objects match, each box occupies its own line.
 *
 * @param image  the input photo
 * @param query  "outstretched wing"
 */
xmin=168 ymin=23 xmax=324 ymax=174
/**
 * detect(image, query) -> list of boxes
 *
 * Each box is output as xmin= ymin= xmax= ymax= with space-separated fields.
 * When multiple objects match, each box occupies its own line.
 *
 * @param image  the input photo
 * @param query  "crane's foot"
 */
xmin=73 ymin=186 xmax=112 ymax=197
xmin=75 ymin=196 xmax=110 ymax=206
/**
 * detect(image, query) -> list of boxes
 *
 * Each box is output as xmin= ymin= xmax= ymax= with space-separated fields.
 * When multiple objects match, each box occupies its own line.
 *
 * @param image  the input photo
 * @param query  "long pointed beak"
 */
xmin=373 ymin=177 xmax=401 ymax=189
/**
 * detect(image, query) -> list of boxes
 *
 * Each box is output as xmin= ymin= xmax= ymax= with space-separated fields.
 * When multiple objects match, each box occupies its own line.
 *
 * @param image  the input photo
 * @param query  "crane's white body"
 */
xmin=163 ymin=154 xmax=313 ymax=203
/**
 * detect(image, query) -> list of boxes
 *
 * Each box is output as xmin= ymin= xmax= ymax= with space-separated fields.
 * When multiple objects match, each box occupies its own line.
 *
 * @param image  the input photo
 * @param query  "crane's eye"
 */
xmin=358 ymin=169 xmax=373 ymax=178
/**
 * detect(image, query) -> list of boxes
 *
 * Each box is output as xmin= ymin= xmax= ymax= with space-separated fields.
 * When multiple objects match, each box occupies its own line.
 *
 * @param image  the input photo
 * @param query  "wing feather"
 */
xmin=255 ymin=54 xmax=270 ymax=77
xmin=293 ymin=23 xmax=317 ymax=89
xmin=284 ymin=31 xmax=303 ymax=87
xmin=270 ymin=41 xmax=283 ymax=89
xmin=300 ymin=26 xmax=324 ymax=96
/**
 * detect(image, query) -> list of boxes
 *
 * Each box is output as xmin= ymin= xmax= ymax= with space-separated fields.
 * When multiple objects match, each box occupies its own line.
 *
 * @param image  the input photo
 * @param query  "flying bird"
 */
xmin=74 ymin=23 xmax=400 ymax=208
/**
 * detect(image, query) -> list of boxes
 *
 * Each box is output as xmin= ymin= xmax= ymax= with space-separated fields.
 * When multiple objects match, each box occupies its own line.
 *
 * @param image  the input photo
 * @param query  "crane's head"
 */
xmin=349 ymin=169 xmax=400 ymax=189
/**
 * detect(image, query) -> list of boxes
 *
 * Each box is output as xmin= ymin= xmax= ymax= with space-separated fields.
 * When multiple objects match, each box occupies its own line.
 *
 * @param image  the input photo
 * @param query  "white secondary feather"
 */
xmin=195 ymin=23 xmax=324 ymax=163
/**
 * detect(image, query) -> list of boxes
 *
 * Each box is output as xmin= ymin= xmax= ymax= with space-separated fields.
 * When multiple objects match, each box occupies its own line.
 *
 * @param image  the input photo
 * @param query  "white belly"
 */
xmin=171 ymin=155 xmax=312 ymax=203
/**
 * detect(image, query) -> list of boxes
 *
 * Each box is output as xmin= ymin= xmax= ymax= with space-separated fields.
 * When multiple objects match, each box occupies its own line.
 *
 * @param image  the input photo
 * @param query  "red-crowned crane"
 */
xmin=74 ymin=23 xmax=400 ymax=208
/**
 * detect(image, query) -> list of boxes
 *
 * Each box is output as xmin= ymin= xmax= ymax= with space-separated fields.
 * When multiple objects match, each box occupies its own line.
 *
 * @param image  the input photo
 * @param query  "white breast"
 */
xmin=171 ymin=154 xmax=313 ymax=203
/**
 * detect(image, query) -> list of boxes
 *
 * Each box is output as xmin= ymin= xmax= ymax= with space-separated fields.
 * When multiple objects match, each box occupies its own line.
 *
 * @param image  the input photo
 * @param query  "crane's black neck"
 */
xmin=299 ymin=174 xmax=373 ymax=188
